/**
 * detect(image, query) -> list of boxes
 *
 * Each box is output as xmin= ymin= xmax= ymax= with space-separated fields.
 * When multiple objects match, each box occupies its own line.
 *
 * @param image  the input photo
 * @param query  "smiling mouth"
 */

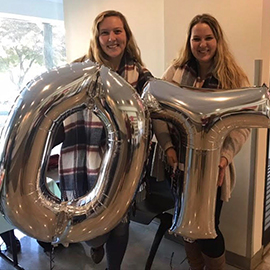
xmin=198 ymin=49 xmax=209 ymax=54
xmin=107 ymin=44 xmax=119 ymax=49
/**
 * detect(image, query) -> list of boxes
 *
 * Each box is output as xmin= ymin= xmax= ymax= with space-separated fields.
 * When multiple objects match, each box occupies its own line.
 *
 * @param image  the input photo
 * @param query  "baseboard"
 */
xmin=225 ymin=248 xmax=263 ymax=270
xmin=263 ymin=242 xmax=270 ymax=256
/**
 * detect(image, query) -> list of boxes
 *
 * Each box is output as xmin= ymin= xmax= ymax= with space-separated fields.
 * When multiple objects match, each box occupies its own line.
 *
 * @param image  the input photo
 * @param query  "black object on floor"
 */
xmin=1 ymin=230 xmax=21 ymax=253
xmin=0 ymin=230 xmax=24 ymax=270
xmin=36 ymin=240 xmax=56 ymax=252
xmin=131 ymin=177 xmax=175 ymax=270
xmin=145 ymin=212 xmax=172 ymax=270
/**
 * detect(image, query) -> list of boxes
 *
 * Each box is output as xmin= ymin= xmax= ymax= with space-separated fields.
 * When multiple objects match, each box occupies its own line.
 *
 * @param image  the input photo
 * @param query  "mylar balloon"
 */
xmin=142 ymin=78 xmax=270 ymax=239
xmin=0 ymin=61 xmax=149 ymax=245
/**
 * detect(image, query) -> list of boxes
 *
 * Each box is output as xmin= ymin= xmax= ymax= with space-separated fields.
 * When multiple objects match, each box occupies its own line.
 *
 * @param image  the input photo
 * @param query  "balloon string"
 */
xmin=49 ymin=246 xmax=55 ymax=270
xmin=170 ymin=251 xmax=174 ymax=269
xmin=179 ymin=254 xmax=187 ymax=265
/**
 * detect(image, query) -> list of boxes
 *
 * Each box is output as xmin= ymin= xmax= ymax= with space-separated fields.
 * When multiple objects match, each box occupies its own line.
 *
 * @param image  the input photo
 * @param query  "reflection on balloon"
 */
xmin=0 ymin=61 xmax=149 ymax=245
xmin=142 ymin=78 xmax=270 ymax=239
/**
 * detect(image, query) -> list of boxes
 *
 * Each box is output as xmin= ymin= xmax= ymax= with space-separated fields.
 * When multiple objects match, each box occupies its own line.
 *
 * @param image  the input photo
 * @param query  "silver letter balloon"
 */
xmin=1 ymin=62 xmax=270 ymax=244
xmin=0 ymin=61 xmax=150 ymax=245
xmin=142 ymin=78 xmax=270 ymax=240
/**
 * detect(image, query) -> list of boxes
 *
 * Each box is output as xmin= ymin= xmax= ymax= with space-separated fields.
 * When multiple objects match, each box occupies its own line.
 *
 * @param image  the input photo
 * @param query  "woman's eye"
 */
xmin=206 ymin=36 xmax=214 ymax=41
xmin=192 ymin=38 xmax=201 ymax=42
xmin=114 ymin=29 xmax=122 ymax=35
xmin=100 ymin=31 xmax=109 ymax=36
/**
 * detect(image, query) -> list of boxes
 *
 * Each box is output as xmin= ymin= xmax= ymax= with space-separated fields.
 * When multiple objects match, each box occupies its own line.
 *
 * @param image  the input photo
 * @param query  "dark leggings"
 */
xmin=86 ymin=219 xmax=129 ymax=270
xmin=106 ymin=220 xmax=129 ymax=270
xmin=196 ymin=187 xmax=225 ymax=258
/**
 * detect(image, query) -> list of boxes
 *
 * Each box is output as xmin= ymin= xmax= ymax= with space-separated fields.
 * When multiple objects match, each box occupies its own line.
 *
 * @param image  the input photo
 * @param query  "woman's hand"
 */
xmin=165 ymin=147 xmax=178 ymax=167
xmin=218 ymin=157 xmax=228 ymax=186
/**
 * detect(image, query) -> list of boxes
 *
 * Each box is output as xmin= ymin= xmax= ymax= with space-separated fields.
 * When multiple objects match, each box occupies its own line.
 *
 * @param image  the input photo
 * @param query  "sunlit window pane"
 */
xmin=0 ymin=2 xmax=66 ymax=134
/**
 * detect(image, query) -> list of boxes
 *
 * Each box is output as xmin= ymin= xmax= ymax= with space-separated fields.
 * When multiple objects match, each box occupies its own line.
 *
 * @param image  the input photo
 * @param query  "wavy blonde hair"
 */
xmin=173 ymin=14 xmax=249 ymax=89
xmin=76 ymin=10 xmax=143 ymax=69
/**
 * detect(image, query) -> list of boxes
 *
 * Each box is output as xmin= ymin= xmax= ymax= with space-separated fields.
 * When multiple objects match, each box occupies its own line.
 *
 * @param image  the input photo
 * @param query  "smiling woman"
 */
xmin=190 ymin=22 xmax=217 ymax=80
xmin=98 ymin=16 xmax=127 ymax=70
xmin=153 ymin=13 xmax=250 ymax=270
xmin=54 ymin=9 xmax=153 ymax=270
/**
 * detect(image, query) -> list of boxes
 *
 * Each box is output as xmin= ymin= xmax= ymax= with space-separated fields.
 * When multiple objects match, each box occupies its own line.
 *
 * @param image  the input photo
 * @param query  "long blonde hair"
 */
xmin=173 ymin=14 xmax=249 ymax=89
xmin=78 ymin=10 xmax=143 ymax=68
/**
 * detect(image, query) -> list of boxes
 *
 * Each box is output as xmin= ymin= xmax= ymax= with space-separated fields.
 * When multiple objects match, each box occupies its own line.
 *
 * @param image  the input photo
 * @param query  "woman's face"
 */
xmin=190 ymin=23 xmax=217 ymax=65
xmin=98 ymin=16 xmax=127 ymax=63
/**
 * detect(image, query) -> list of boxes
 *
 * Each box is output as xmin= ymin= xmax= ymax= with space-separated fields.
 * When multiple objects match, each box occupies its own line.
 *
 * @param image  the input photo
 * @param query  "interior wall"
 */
xmin=163 ymin=0 xmax=263 ymax=80
xmin=63 ymin=0 xmax=164 ymax=77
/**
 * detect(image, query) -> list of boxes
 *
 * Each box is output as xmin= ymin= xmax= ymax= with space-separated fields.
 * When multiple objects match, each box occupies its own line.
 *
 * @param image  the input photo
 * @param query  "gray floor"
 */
xmin=0 ymin=220 xmax=246 ymax=270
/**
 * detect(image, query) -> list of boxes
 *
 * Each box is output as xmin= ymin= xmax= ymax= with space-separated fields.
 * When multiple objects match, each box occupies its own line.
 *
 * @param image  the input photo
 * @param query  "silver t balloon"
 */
xmin=142 ymin=78 xmax=270 ymax=240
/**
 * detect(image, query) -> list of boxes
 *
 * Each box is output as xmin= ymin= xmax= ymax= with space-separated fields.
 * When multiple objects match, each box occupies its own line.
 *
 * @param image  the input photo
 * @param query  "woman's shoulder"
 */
xmin=71 ymin=55 xmax=88 ymax=63
xmin=132 ymin=58 xmax=153 ymax=79
xmin=162 ymin=65 xmax=183 ymax=84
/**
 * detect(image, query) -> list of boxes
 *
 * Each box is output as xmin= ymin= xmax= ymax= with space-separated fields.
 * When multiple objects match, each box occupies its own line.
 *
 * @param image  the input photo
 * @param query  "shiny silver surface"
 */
xmin=0 ymin=61 xmax=149 ymax=245
xmin=142 ymin=78 xmax=270 ymax=239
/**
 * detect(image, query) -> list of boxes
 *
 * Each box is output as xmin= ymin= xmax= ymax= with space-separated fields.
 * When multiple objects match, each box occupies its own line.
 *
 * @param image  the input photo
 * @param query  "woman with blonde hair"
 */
xmin=171 ymin=13 xmax=249 ymax=89
xmin=155 ymin=13 xmax=250 ymax=270
xmin=59 ymin=10 xmax=152 ymax=270
xmin=75 ymin=10 xmax=149 ymax=90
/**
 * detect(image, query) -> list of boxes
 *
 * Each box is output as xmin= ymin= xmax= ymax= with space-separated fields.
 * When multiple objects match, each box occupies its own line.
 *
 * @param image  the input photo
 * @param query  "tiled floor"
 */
xmin=256 ymin=248 xmax=270 ymax=270
xmin=0 ymin=220 xmax=251 ymax=270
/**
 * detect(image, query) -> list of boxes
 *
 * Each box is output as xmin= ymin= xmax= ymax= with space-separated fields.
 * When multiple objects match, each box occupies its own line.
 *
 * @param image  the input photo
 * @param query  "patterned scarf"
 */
xmin=117 ymin=52 xmax=152 ymax=95
xmin=180 ymin=59 xmax=219 ymax=89
xmin=168 ymin=60 xmax=219 ymax=166
xmin=59 ymin=52 xmax=152 ymax=199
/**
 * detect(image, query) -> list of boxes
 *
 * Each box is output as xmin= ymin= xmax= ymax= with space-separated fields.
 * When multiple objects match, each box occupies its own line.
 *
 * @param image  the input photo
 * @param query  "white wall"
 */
xmin=163 ymin=0 xmax=266 ymax=80
xmin=63 ymin=0 xmax=164 ymax=77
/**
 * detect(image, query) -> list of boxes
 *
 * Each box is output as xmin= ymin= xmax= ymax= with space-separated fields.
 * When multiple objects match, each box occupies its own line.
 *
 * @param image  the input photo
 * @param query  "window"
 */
xmin=0 ymin=0 xmax=66 ymax=134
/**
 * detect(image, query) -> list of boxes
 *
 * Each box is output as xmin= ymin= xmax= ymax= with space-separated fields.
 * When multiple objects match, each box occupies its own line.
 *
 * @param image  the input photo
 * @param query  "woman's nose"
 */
xmin=199 ymin=40 xmax=206 ymax=47
xmin=108 ymin=32 xmax=116 ymax=41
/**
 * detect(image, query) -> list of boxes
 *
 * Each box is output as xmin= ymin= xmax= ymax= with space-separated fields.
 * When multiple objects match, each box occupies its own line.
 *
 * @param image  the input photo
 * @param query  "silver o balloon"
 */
xmin=0 ymin=61 xmax=149 ymax=245
xmin=142 ymin=78 xmax=270 ymax=239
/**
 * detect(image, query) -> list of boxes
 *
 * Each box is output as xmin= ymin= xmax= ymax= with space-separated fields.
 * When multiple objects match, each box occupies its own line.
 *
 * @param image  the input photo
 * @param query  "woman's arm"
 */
xmin=152 ymin=119 xmax=178 ymax=167
xmin=221 ymin=128 xmax=250 ymax=165
xmin=218 ymin=128 xmax=250 ymax=186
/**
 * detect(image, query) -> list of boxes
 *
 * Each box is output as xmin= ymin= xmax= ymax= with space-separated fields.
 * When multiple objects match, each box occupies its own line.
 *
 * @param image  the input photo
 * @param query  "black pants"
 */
xmin=196 ymin=187 xmax=225 ymax=258
xmin=86 ymin=218 xmax=129 ymax=270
